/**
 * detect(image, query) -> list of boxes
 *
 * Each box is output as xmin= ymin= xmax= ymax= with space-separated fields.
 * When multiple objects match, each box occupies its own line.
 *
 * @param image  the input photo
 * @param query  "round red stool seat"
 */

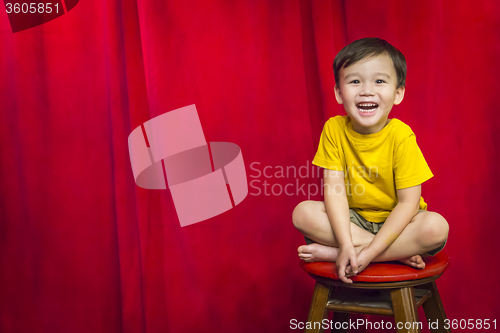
xmin=300 ymin=251 xmax=449 ymax=283
xmin=300 ymin=252 xmax=451 ymax=332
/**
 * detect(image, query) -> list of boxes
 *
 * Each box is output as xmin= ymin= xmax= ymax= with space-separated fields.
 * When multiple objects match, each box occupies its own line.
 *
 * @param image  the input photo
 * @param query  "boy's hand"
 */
xmin=345 ymin=246 xmax=376 ymax=277
xmin=336 ymin=244 xmax=358 ymax=283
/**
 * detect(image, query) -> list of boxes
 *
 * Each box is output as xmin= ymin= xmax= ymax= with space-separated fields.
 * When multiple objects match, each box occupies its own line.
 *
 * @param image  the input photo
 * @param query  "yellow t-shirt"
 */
xmin=312 ymin=116 xmax=433 ymax=222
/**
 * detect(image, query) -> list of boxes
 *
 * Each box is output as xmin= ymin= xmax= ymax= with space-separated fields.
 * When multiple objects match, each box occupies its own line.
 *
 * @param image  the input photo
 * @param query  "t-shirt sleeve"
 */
xmin=394 ymin=134 xmax=433 ymax=189
xmin=312 ymin=119 xmax=344 ymax=171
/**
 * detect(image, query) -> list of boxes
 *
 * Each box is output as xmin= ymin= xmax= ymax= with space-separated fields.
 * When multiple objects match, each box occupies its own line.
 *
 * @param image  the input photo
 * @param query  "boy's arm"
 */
xmin=323 ymin=169 xmax=358 ymax=283
xmin=363 ymin=184 xmax=422 ymax=259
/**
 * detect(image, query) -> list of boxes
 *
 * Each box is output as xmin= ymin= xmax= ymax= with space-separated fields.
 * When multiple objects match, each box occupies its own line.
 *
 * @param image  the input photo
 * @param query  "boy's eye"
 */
xmin=349 ymin=80 xmax=360 ymax=84
xmin=376 ymin=79 xmax=386 ymax=84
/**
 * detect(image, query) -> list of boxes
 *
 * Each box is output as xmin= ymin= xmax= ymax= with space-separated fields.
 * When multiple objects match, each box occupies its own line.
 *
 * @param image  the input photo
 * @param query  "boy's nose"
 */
xmin=360 ymin=85 xmax=375 ymax=96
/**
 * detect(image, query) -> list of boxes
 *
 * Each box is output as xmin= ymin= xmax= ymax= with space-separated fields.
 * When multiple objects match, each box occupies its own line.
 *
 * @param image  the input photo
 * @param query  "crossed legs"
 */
xmin=292 ymin=201 xmax=449 ymax=269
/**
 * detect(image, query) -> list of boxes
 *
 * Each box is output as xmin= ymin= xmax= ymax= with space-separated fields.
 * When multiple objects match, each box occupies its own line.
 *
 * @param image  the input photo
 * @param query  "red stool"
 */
xmin=300 ymin=252 xmax=450 ymax=333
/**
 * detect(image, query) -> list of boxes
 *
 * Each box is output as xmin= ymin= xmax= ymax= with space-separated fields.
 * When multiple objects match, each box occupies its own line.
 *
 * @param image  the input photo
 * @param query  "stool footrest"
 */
xmin=326 ymin=287 xmax=430 ymax=316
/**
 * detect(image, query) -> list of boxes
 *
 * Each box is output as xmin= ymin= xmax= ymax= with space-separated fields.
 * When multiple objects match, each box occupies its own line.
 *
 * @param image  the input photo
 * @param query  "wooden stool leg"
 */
xmin=421 ymin=281 xmax=451 ymax=333
xmin=391 ymin=287 xmax=421 ymax=333
xmin=306 ymin=281 xmax=332 ymax=333
xmin=331 ymin=311 xmax=350 ymax=333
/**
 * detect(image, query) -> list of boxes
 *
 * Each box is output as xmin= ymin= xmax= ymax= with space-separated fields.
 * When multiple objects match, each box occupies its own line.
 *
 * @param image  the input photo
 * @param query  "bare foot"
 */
xmin=397 ymin=255 xmax=425 ymax=269
xmin=298 ymin=243 xmax=338 ymax=262
xmin=298 ymin=244 xmax=426 ymax=270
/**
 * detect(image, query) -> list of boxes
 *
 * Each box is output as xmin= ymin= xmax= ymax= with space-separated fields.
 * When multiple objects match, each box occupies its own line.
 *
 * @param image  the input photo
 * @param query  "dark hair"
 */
xmin=333 ymin=38 xmax=406 ymax=89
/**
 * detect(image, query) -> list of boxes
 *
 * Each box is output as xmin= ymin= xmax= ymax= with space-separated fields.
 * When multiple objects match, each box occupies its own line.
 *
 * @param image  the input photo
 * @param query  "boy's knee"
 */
xmin=420 ymin=213 xmax=449 ymax=246
xmin=292 ymin=200 xmax=316 ymax=230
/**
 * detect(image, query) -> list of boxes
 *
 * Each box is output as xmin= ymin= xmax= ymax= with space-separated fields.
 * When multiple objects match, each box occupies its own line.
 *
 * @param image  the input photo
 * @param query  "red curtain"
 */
xmin=1 ymin=1 xmax=499 ymax=332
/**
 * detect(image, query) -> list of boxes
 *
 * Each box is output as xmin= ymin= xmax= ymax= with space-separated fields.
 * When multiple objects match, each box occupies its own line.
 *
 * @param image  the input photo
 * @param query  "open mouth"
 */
xmin=356 ymin=102 xmax=378 ymax=115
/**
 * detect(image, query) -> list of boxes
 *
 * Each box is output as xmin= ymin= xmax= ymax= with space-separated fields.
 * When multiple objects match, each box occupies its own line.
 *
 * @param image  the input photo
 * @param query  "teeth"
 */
xmin=357 ymin=103 xmax=378 ymax=113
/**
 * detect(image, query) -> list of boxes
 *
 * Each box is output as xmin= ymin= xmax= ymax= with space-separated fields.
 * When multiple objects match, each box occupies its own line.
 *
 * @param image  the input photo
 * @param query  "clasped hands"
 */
xmin=335 ymin=244 xmax=377 ymax=283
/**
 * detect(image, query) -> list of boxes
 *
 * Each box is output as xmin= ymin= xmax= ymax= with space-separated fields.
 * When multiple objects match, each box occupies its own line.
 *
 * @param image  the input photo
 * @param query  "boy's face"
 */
xmin=334 ymin=53 xmax=405 ymax=134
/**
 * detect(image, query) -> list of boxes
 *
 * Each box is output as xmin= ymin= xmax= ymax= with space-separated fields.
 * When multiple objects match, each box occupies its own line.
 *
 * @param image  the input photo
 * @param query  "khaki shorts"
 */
xmin=349 ymin=209 xmax=446 ymax=256
xmin=304 ymin=209 xmax=446 ymax=256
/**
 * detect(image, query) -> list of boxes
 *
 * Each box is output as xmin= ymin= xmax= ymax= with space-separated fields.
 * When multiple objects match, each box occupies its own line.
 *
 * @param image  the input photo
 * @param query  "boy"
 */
xmin=292 ymin=38 xmax=449 ymax=284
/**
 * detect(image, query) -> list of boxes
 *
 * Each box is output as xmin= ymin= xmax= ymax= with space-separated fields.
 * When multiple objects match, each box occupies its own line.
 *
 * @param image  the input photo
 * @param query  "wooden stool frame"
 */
xmin=305 ymin=273 xmax=450 ymax=333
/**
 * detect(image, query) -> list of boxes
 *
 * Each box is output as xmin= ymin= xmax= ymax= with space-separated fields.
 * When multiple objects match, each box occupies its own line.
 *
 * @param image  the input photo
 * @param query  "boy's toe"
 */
xmin=298 ymin=244 xmax=315 ymax=254
xmin=299 ymin=254 xmax=313 ymax=262
xmin=413 ymin=261 xmax=425 ymax=269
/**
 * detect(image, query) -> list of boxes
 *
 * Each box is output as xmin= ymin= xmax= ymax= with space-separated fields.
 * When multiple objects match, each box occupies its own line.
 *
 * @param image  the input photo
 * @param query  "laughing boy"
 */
xmin=292 ymin=38 xmax=449 ymax=283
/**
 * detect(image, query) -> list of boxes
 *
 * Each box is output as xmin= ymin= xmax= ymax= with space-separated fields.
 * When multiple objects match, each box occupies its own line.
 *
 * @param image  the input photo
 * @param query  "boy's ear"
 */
xmin=334 ymin=85 xmax=344 ymax=104
xmin=393 ymin=86 xmax=405 ymax=105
